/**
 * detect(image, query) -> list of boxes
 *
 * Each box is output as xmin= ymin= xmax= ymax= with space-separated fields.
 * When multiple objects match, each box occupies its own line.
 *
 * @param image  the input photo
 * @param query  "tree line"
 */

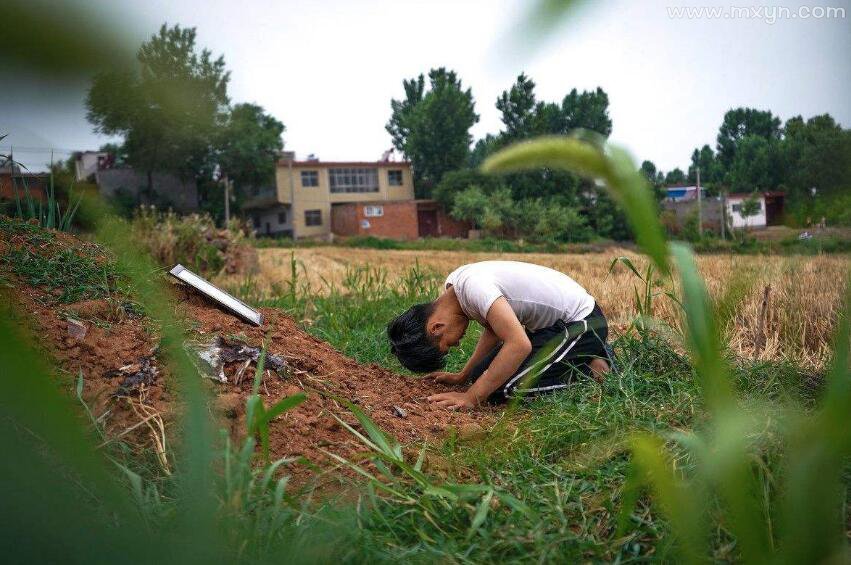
xmin=388 ymin=70 xmax=851 ymax=238
xmin=86 ymin=24 xmax=284 ymax=221
xmin=86 ymin=25 xmax=850 ymax=235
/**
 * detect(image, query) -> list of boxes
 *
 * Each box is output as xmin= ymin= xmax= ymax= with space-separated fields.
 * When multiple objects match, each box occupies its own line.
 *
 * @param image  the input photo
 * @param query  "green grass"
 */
xmin=255 ymin=234 xmax=616 ymax=255
xmin=1 ymin=217 xmax=121 ymax=303
xmin=230 ymin=258 xmax=835 ymax=562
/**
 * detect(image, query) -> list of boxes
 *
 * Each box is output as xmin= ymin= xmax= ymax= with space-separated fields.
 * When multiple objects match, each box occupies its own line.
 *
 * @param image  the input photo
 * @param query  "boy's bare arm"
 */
xmin=429 ymin=298 xmax=530 ymax=409
xmin=431 ymin=326 xmax=500 ymax=384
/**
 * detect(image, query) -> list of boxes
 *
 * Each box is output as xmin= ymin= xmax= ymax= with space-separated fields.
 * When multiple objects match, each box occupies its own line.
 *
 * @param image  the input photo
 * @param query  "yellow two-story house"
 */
xmin=244 ymin=152 xmax=415 ymax=239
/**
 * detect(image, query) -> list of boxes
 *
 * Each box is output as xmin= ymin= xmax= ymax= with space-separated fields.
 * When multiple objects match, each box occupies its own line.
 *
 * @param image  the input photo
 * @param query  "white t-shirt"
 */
xmin=444 ymin=261 xmax=595 ymax=331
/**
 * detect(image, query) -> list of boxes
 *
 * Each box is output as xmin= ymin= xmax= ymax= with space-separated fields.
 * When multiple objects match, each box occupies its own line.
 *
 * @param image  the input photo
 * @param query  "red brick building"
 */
xmin=0 ymin=171 xmax=48 ymax=203
xmin=331 ymin=200 xmax=469 ymax=240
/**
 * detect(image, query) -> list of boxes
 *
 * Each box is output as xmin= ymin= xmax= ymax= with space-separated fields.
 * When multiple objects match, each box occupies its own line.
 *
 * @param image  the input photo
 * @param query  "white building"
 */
xmin=73 ymin=151 xmax=109 ymax=182
xmin=726 ymin=194 xmax=766 ymax=228
xmin=725 ymin=192 xmax=785 ymax=229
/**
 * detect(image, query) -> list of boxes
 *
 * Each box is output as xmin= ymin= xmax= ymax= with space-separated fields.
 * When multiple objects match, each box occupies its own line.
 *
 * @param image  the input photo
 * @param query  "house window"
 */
xmin=731 ymin=203 xmax=741 ymax=213
xmin=253 ymin=216 xmax=261 ymax=229
xmin=387 ymin=170 xmax=403 ymax=186
xmin=328 ymin=167 xmax=379 ymax=193
xmin=304 ymin=209 xmax=322 ymax=226
xmin=278 ymin=211 xmax=287 ymax=224
xmin=301 ymin=171 xmax=319 ymax=187
xmin=364 ymin=205 xmax=384 ymax=217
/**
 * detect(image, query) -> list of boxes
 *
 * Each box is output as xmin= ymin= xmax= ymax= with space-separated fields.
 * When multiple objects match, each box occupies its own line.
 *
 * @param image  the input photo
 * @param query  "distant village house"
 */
xmin=73 ymin=151 xmax=200 ymax=213
xmin=662 ymin=185 xmax=785 ymax=231
xmin=244 ymin=152 xmax=467 ymax=240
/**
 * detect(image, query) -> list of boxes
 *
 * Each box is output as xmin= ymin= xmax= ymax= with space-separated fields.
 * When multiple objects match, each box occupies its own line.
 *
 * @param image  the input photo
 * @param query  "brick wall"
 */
xmin=0 ymin=174 xmax=47 ymax=202
xmin=361 ymin=201 xmax=419 ymax=240
xmin=331 ymin=200 xmax=469 ymax=240
xmin=436 ymin=208 xmax=470 ymax=238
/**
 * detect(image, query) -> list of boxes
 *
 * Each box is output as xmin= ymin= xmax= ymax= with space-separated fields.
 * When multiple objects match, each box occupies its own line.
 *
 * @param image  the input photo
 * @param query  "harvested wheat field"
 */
xmin=222 ymin=246 xmax=850 ymax=370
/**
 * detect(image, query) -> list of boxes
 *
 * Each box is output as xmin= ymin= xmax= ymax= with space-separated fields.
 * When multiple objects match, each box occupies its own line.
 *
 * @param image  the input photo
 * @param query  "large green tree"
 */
xmin=727 ymin=135 xmax=785 ymax=193
xmin=386 ymin=68 xmax=478 ymax=196
xmin=716 ymin=107 xmax=781 ymax=170
xmin=488 ymin=75 xmax=613 ymax=203
xmin=783 ymin=114 xmax=851 ymax=198
xmin=493 ymin=74 xmax=612 ymax=141
xmin=664 ymin=168 xmax=687 ymax=185
xmin=495 ymin=73 xmax=537 ymax=140
xmin=87 ymin=24 xmax=230 ymax=195
xmin=687 ymin=144 xmax=722 ymax=191
xmin=217 ymin=103 xmax=285 ymax=189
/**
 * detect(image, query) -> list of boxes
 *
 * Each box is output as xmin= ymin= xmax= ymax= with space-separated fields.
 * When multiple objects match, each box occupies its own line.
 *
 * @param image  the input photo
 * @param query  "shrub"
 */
xmin=130 ymin=206 xmax=256 ymax=275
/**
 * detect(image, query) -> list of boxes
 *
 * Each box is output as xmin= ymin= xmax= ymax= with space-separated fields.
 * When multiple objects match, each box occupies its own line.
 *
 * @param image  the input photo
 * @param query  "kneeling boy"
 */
xmin=387 ymin=261 xmax=612 ymax=410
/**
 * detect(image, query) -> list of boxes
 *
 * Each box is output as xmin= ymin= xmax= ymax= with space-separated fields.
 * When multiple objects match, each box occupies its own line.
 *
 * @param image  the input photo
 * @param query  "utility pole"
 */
xmin=696 ymin=166 xmax=702 ymax=239
xmin=223 ymin=175 xmax=231 ymax=226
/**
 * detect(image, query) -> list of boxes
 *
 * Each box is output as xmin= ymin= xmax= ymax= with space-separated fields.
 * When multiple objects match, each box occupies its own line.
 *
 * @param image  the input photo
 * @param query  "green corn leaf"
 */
xmin=481 ymin=135 xmax=609 ymax=178
xmin=246 ymin=395 xmax=263 ymax=435
xmin=706 ymin=411 xmax=772 ymax=563
xmin=332 ymin=395 xmax=403 ymax=461
xmin=331 ymin=413 xmax=382 ymax=454
xmin=608 ymin=256 xmax=643 ymax=281
xmin=492 ymin=491 xmax=534 ymax=517
xmin=263 ymin=392 xmax=307 ymax=423
xmin=629 ymin=433 xmax=706 ymax=564
xmin=259 ymin=424 xmax=271 ymax=463
xmin=669 ymin=242 xmax=733 ymax=413
xmin=252 ymin=345 xmax=267 ymax=396
xmin=414 ymin=444 xmax=427 ymax=472
xmin=273 ymin=476 xmax=290 ymax=508
xmin=467 ymin=489 xmax=494 ymax=540
xmin=423 ymin=485 xmax=460 ymax=501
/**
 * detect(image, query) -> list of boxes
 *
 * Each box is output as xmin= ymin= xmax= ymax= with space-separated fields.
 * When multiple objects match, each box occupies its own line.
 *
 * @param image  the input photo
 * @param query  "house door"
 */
xmin=417 ymin=209 xmax=438 ymax=237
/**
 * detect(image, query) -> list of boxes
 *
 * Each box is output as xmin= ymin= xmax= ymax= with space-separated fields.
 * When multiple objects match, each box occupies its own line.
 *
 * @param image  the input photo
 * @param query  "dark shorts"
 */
xmin=468 ymin=304 xmax=611 ymax=403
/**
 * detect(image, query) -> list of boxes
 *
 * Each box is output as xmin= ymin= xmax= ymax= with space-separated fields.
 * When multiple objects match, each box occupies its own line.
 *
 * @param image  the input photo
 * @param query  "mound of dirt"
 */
xmin=1 ymin=220 xmax=488 ymax=479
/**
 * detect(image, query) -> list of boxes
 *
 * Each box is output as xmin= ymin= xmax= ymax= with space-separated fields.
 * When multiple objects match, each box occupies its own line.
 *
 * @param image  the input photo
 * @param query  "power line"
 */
xmin=0 ymin=146 xmax=81 ymax=155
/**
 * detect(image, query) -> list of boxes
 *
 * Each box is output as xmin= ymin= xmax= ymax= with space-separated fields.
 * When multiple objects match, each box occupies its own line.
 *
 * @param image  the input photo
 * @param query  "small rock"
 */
xmin=66 ymin=319 xmax=88 ymax=340
xmin=392 ymin=405 xmax=408 ymax=418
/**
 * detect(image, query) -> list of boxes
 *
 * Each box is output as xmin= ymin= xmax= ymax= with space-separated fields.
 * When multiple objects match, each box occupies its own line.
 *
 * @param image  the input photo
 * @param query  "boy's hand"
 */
xmin=429 ymin=371 xmax=466 ymax=385
xmin=427 ymin=391 xmax=477 ymax=410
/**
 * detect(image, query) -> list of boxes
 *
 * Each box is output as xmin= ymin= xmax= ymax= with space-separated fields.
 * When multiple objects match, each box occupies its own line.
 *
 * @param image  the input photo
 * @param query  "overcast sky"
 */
xmin=3 ymin=0 xmax=850 ymax=172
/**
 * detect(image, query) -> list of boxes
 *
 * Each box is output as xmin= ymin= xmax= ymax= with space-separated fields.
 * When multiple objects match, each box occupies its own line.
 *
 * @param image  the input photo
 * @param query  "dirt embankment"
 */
xmin=1 ymin=222 xmax=486 ymax=478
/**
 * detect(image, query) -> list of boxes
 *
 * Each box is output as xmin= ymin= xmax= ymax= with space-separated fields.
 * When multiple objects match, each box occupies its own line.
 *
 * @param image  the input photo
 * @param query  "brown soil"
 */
xmin=1 ymin=222 xmax=489 ymax=481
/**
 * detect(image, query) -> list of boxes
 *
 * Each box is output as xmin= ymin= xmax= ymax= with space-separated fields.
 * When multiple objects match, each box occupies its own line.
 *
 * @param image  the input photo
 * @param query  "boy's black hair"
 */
xmin=386 ymin=302 xmax=446 ymax=373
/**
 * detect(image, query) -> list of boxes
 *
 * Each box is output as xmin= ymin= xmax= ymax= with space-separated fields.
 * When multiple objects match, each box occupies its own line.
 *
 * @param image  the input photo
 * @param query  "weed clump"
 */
xmin=0 ymin=217 xmax=121 ymax=303
xmin=130 ymin=206 xmax=256 ymax=275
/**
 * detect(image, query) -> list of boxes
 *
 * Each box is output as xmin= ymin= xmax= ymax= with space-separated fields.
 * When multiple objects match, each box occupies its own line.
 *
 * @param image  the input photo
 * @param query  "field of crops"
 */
xmin=219 ymin=246 xmax=848 ymax=370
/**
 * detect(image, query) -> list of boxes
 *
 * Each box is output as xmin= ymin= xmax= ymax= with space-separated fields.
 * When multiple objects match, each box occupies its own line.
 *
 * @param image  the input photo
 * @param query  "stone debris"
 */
xmin=66 ymin=319 xmax=88 ymax=340
xmin=186 ymin=336 xmax=287 ymax=384
xmin=105 ymin=355 xmax=159 ymax=396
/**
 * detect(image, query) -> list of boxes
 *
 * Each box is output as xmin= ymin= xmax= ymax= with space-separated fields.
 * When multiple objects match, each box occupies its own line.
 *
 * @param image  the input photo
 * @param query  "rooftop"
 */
xmin=277 ymin=159 xmax=411 ymax=168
